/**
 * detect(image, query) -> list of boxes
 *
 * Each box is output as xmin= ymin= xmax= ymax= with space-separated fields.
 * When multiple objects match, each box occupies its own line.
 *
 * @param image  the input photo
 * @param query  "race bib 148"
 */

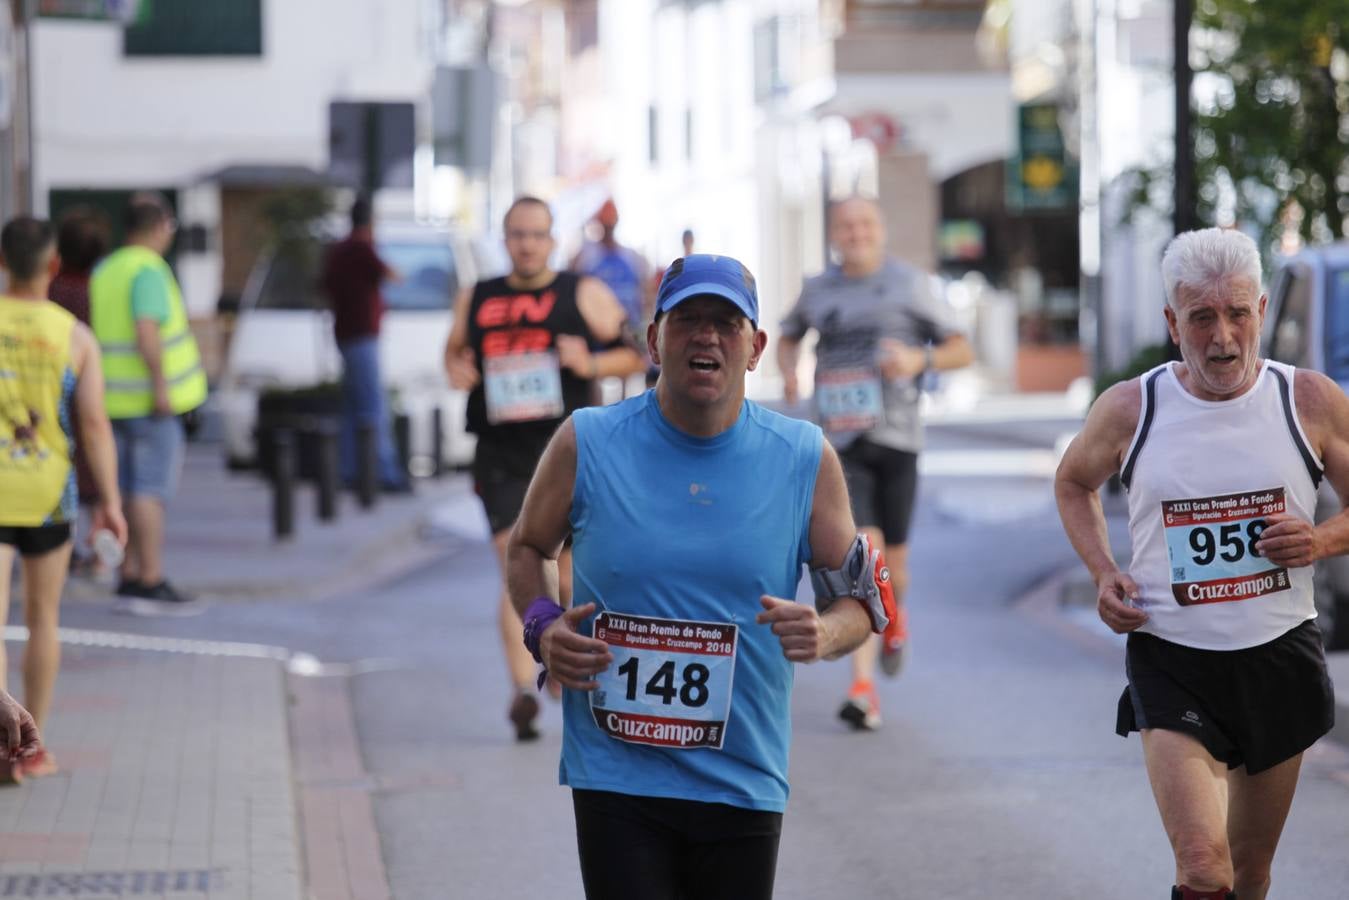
xmin=590 ymin=612 xmax=737 ymax=750
xmin=1162 ymin=488 xmax=1289 ymax=606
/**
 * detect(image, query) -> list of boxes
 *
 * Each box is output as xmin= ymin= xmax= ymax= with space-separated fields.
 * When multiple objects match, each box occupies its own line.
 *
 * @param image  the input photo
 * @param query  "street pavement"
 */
xmin=2 ymin=390 xmax=1348 ymax=898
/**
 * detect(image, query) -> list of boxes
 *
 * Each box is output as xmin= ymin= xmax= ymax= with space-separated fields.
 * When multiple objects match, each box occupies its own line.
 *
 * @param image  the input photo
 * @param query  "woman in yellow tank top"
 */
xmin=0 ymin=294 xmax=77 ymax=523
xmin=0 ymin=217 xmax=125 ymax=783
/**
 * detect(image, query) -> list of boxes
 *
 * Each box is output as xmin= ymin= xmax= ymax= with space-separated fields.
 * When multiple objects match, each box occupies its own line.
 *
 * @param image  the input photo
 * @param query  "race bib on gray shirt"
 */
xmin=780 ymin=260 xmax=961 ymax=451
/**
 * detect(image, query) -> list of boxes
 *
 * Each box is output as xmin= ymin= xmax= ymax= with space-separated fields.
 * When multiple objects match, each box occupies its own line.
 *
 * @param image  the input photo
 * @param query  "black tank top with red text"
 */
xmin=465 ymin=271 xmax=593 ymax=440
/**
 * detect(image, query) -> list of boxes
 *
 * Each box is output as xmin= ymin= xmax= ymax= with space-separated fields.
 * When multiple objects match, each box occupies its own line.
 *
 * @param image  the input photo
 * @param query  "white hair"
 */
xmin=1160 ymin=228 xmax=1262 ymax=309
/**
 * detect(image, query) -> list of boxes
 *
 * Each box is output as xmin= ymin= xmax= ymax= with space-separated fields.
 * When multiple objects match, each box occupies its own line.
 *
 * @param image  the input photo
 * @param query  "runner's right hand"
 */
xmin=93 ymin=501 xmax=129 ymax=549
xmin=877 ymin=338 xmax=927 ymax=380
xmin=541 ymin=602 xmax=614 ymax=691
xmin=153 ymin=385 xmax=173 ymax=418
xmin=0 ymin=691 xmax=41 ymax=762
xmin=1096 ymin=570 xmax=1148 ymax=633
xmin=446 ymin=348 xmax=480 ymax=390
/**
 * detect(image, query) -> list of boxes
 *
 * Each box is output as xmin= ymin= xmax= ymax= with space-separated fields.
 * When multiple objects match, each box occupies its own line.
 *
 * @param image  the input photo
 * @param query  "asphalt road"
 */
xmin=52 ymin=417 xmax=1349 ymax=898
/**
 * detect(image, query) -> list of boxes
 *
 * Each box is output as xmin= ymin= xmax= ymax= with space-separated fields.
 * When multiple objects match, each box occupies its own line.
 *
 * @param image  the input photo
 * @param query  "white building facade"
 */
xmin=31 ymin=0 xmax=447 ymax=320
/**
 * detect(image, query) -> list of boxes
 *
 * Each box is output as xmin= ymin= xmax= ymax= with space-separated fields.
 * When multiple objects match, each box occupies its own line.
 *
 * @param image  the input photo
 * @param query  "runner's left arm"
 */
xmin=506 ymin=420 xmax=614 ymax=689
xmin=1260 ymin=370 xmax=1349 ymax=566
xmin=575 ymin=276 xmax=646 ymax=379
xmin=756 ymin=443 xmax=871 ymax=662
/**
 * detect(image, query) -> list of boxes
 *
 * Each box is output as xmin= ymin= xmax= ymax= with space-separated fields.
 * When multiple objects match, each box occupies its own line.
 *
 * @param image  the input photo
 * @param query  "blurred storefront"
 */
xmin=29 ymin=0 xmax=450 ymax=377
xmin=496 ymin=0 xmax=840 ymax=398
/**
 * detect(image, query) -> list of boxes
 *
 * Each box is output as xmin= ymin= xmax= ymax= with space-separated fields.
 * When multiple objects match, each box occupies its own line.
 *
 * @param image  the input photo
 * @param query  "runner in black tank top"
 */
xmin=465 ymin=270 xmax=593 ymax=444
xmin=443 ymin=196 xmax=644 ymax=741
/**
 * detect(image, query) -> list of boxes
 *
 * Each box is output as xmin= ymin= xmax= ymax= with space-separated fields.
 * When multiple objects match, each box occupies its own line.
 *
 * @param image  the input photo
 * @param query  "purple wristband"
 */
xmin=522 ymin=597 xmax=565 ymax=664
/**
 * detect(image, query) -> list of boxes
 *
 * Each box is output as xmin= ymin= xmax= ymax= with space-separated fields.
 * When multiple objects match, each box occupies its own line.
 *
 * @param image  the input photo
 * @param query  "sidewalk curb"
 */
xmin=290 ymin=673 xmax=392 ymax=900
xmin=63 ymin=509 xmax=448 ymax=604
xmin=1012 ymin=564 xmax=1121 ymax=659
xmin=1014 ymin=564 xmax=1349 ymax=750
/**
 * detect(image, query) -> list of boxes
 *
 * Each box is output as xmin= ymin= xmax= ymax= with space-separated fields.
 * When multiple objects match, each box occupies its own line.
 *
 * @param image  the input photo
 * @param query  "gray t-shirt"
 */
xmin=780 ymin=259 xmax=961 ymax=452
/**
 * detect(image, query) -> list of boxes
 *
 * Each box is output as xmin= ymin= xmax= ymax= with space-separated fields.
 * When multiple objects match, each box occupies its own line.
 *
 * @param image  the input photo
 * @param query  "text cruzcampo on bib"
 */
xmin=590 ymin=612 xmax=738 ymax=750
xmin=1162 ymin=487 xmax=1289 ymax=606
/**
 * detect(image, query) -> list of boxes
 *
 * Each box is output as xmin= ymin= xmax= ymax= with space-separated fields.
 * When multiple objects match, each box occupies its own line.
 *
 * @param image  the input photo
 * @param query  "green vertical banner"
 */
xmin=1007 ymin=103 xmax=1077 ymax=212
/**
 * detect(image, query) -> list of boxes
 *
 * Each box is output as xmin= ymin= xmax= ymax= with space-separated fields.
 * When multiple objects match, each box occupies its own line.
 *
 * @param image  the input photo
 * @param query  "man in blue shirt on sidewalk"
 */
xmin=506 ymin=254 xmax=893 ymax=899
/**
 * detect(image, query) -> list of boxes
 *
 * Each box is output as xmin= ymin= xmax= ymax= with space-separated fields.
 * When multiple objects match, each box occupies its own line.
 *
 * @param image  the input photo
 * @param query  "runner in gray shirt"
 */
xmin=778 ymin=196 xmax=973 ymax=730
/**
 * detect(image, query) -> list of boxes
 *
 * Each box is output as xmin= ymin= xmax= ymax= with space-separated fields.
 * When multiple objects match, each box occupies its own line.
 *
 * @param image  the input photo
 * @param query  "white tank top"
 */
xmin=1121 ymin=360 xmax=1322 ymax=649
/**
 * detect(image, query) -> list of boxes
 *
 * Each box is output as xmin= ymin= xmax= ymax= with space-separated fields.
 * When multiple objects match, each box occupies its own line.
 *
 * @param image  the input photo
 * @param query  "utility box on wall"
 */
xmin=431 ymin=64 xmax=498 ymax=174
xmin=328 ymin=102 xmax=416 ymax=193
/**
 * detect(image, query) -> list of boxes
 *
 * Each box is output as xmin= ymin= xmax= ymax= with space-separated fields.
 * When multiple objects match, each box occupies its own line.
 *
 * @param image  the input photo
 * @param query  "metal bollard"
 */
xmin=315 ymin=420 xmax=339 ymax=522
xmin=430 ymin=406 xmax=444 ymax=478
xmin=271 ymin=427 xmax=295 ymax=541
xmin=356 ymin=422 xmax=378 ymax=509
xmin=393 ymin=412 xmax=412 ymax=484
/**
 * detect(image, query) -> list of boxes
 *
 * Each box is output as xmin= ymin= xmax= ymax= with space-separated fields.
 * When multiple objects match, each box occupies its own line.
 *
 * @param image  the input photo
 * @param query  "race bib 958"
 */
xmin=1162 ymin=488 xmax=1289 ymax=606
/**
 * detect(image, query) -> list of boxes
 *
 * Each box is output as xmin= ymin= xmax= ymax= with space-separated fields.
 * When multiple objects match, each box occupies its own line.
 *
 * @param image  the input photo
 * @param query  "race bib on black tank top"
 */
xmin=464 ymin=272 xmax=591 ymax=437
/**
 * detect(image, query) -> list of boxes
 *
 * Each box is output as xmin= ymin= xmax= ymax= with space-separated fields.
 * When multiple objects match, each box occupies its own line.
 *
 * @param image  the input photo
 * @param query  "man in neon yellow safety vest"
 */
xmin=89 ymin=192 xmax=206 ymax=616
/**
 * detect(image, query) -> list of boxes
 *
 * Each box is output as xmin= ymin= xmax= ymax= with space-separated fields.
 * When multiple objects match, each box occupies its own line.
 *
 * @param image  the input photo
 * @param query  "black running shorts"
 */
xmin=1116 ymin=619 xmax=1335 ymax=774
xmin=0 ymin=523 xmax=73 ymax=558
xmin=572 ymin=789 xmax=782 ymax=900
xmin=838 ymin=437 xmax=919 ymax=547
xmin=471 ymin=432 xmax=554 ymax=535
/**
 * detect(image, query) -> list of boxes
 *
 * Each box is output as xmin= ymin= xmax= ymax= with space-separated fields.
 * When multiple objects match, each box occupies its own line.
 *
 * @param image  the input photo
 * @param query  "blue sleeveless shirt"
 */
xmin=561 ymin=390 xmax=823 ymax=812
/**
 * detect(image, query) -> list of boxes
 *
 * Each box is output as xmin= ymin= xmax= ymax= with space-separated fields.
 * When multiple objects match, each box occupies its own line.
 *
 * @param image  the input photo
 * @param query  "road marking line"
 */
xmin=1 ymin=625 xmax=402 ymax=678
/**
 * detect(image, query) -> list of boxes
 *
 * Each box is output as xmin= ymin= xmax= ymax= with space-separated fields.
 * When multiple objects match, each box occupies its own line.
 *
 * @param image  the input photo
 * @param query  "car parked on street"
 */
xmin=217 ymin=220 xmax=479 ymax=474
xmin=1261 ymin=241 xmax=1349 ymax=648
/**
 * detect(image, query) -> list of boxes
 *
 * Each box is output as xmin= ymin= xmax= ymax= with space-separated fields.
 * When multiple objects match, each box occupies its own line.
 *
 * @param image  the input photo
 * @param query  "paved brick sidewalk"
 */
xmin=64 ymin=443 xmax=474 ymax=604
xmin=0 ymin=642 xmax=300 ymax=898
xmin=0 ymin=439 xmax=471 ymax=896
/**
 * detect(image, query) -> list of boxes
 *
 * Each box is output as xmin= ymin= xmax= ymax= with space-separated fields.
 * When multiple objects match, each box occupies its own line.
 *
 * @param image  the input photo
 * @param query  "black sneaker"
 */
xmin=115 ymin=578 xmax=142 ymax=597
xmin=113 ymin=580 xmax=206 ymax=617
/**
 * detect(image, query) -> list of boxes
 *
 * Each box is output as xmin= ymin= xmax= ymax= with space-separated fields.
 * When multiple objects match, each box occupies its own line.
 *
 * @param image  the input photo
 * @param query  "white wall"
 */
xmin=827 ymin=73 xmax=1014 ymax=183
xmin=1094 ymin=0 xmax=1174 ymax=369
xmin=586 ymin=0 xmax=831 ymax=399
xmin=598 ymin=0 xmax=761 ymax=271
xmin=30 ymin=1 xmax=437 ymax=316
xmin=33 ymin=1 xmax=433 ymax=194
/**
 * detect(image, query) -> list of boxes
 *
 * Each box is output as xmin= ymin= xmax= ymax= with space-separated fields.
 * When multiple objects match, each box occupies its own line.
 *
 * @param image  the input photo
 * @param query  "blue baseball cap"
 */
xmin=655 ymin=254 xmax=759 ymax=324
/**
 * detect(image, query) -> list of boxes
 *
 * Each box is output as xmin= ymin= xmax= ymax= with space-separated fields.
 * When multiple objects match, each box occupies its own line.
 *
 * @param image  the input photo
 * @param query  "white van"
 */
xmin=1262 ymin=241 xmax=1349 ymax=648
xmin=216 ymin=221 xmax=479 ymax=473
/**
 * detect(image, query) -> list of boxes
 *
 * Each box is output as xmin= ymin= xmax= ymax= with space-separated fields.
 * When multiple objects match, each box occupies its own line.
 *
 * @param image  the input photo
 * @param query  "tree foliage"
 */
xmin=1191 ymin=0 xmax=1349 ymax=245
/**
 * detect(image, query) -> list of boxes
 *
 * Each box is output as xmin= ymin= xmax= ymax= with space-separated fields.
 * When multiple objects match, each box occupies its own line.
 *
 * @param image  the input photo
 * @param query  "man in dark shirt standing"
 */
xmin=320 ymin=195 xmax=408 ymax=492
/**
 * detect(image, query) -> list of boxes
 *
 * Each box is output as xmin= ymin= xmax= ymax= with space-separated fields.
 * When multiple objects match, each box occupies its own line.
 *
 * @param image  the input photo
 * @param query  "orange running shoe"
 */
xmin=838 ymin=681 xmax=881 ymax=731
xmin=880 ymin=604 xmax=908 ymax=678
